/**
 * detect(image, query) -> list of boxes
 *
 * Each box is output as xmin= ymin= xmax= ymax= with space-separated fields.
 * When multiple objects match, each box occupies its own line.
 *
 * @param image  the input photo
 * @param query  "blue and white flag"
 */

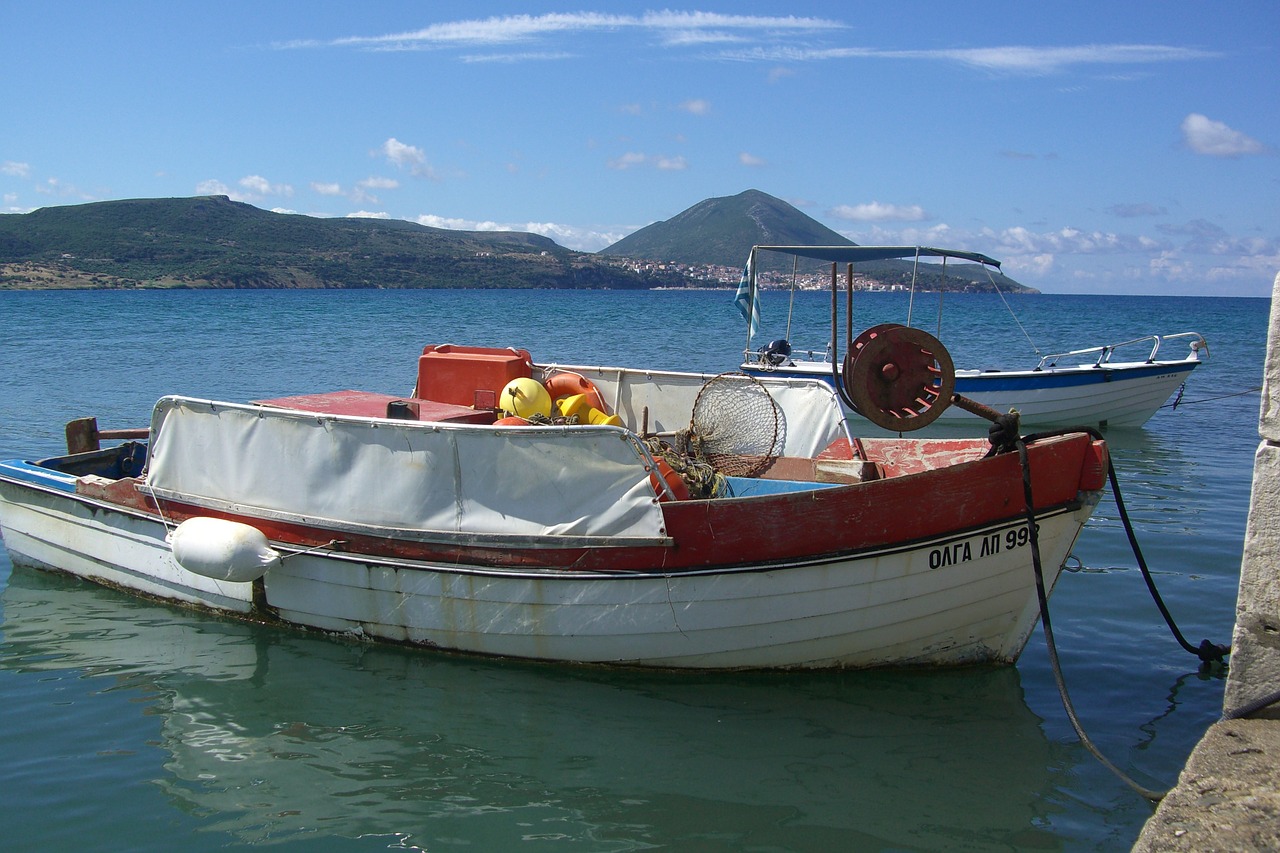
xmin=733 ymin=252 xmax=760 ymax=339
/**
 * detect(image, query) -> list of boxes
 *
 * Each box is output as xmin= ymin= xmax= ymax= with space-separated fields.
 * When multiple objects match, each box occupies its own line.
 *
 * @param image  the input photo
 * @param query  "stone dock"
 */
xmin=1133 ymin=272 xmax=1280 ymax=851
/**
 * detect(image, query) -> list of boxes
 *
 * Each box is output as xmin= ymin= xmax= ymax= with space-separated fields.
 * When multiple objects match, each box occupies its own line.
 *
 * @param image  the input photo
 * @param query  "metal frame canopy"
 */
xmin=734 ymin=245 xmax=1005 ymax=344
xmin=749 ymin=245 xmax=1002 ymax=268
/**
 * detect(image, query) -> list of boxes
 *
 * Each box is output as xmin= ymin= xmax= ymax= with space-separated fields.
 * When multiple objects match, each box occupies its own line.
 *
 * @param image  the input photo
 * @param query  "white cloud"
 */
xmin=33 ymin=177 xmax=92 ymax=199
xmin=416 ymin=214 xmax=499 ymax=231
xmin=739 ymin=152 xmax=767 ymax=167
xmin=382 ymin=137 xmax=425 ymax=167
xmin=196 ymin=176 xmax=292 ymax=203
xmin=660 ymin=30 xmax=747 ymax=47
xmin=926 ymin=44 xmax=1215 ymax=74
xmin=379 ymin=137 xmax=438 ymax=178
xmin=331 ymin=12 xmax=633 ymax=49
xmin=829 ymin=201 xmax=928 ymax=222
xmin=607 ymin=151 xmax=649 ymax=170
xmin=842 ymin=216 xmax=1277 ymax=291
xmin=607 ymin=151 xmax=687 ymax=171
xmin=239 ymin=175 xmax=294 ymax=197
xmin=292 ymin=12 xmax=843 ymax=58
xmin=311 ymin=177 xmax=400 ymax=205
xmin=461 ymin=51 xmax=574 ymax=64
xmin=722 ymin=43 xmax=1215 ymax=74
xmin=1181 ymin=113 xmax=1265 ymax=157
xmin=196 ymin=179 xmax=231 ymax=196
xmin=678 ymin=98 xmax=711 ymax=116
xmin=413 ymin=212 xmax=623 ymax=251
xmin=347 ymin=210 xmax=390 ymax=219
xmin=2 ymin=161 xmax=30 ymax=177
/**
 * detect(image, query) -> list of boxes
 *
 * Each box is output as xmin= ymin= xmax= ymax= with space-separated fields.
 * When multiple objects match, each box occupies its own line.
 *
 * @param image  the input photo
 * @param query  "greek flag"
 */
xmin=733 ymin=253 xmax=760 ymax=338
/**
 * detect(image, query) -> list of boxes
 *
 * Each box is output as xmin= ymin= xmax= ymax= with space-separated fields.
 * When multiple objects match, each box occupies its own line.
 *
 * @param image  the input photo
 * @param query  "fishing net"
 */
xmin=644 ymin=437 xmax=725 ymax=499
xmin=682 ymin=372 xmax=783 ymax=478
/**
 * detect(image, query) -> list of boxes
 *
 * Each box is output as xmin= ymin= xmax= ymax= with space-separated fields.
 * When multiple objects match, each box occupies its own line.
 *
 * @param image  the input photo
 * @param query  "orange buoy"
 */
xmin=649 ymin=458 xmax=690 ymax=501
xmin=494 ymin=415 xmax=532 ymax=426
xmin=543 ymin=372 xmax=607 ymax=413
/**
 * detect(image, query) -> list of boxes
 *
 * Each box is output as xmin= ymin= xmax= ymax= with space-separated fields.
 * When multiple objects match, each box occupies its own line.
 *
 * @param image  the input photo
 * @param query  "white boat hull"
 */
xmin=0 ymin=475 xmax=1095 ymax=669
xmin=746 ymin=358 xmax=1199 ymax=428
xmin=0 ymin=480 xmax=255 ymax=612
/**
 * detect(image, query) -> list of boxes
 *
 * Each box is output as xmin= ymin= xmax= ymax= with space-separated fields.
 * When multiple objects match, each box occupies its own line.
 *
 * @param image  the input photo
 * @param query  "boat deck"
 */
xmin=254 ymin=390 xmax=496 ymax=424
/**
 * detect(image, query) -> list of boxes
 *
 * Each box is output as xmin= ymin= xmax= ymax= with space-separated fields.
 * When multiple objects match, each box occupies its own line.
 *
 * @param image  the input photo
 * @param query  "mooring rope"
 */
xmin=1014 ymin=435 xmax=1169 ymax=801
xmin=1008 ymin=426 xmax=1237 ymax=800
xmin=1024 ymin=426 xmax=1232 ymax=666
xmin=1161 ymin=384 xmax=1263 ymax=409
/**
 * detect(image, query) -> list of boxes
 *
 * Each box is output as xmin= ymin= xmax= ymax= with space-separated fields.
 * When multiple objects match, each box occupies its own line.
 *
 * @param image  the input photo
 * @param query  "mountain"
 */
xmin=600 ymin=189 xmax=852 ymax=269
xmin=0 ymin=196 xmax=681 ymax=290
xmin=601 ymin=189 xmax=1033 ymax=293
xmin=0 ymin=191 xmax=1033 ymax=293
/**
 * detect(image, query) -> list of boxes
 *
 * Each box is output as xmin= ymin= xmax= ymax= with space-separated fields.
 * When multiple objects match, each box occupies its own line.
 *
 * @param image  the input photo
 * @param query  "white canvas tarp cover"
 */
xmin=146 ymin=397 xmax=668 ymax=545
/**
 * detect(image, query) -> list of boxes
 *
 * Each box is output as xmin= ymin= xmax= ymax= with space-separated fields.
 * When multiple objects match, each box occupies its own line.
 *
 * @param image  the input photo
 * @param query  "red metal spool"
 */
xmin=841 ymin=326 xmax=956 ymax=431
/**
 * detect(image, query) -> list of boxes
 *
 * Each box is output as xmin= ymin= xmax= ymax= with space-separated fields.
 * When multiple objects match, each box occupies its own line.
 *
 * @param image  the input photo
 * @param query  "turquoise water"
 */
xmin=0 ymin=288 xmax=1270 ymax=851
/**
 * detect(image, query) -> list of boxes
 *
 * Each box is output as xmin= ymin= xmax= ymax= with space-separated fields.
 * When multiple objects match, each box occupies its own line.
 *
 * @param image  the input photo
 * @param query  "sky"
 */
xmin=2 ymin=2 xmax=1277 ymax=296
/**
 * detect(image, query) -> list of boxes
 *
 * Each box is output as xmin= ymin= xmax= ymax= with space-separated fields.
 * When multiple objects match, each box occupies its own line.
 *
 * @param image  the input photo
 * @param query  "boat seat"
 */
xmin=723 ymin=476 xmax=839 ymax=497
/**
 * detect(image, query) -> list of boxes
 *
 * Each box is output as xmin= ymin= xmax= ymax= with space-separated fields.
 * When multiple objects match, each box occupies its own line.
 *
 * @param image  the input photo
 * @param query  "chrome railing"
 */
xmin=1035 ymin=332 xmax=1207 ymax=371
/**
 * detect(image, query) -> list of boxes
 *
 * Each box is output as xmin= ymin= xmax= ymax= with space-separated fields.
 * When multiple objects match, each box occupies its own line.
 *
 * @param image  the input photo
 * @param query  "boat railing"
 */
xmin=1035 ymin=332 xmax=1207 ymax=370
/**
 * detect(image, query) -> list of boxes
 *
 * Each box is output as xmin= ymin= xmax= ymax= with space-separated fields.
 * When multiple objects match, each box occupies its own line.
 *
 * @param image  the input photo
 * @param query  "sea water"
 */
xmin=0 ymin=287 xmax=1269 ymax=851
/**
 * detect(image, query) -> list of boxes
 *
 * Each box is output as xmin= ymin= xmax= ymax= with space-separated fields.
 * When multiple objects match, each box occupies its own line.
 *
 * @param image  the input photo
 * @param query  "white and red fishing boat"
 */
xmin=736 ymin=245 xmax=1206 ymax=429
xmin=0 ymin=339 xmax=1108 ymax=669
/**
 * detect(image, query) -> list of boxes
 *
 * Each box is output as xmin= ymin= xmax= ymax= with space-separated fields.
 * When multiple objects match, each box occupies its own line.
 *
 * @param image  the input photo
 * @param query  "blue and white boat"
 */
xmin=737 ymin=245 xmax=1206 ymax=429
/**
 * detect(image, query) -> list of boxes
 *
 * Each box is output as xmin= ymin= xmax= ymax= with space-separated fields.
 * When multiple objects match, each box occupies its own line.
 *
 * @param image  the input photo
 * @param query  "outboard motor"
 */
xmin=760 ymin=339 xmax=791 ymax=367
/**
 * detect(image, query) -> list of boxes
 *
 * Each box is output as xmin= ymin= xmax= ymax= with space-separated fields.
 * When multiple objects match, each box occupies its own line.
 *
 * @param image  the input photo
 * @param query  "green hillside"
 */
xmin=0 ymin=196 xmax=679 ymax=290
xmin=602 ymin=189 xmax=1033 ymax=293
xmin=601 ymin=189 xmax=854 ymax=269
xmin=0 ymin=191 xmax=1033 ymax=293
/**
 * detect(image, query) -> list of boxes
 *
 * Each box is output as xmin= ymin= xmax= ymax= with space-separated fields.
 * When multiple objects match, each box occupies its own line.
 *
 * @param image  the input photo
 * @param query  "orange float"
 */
xmin=649 ymin=457 xmax=690 ymax=501
xmin=543 ymin=371 xmax=607 ymax=413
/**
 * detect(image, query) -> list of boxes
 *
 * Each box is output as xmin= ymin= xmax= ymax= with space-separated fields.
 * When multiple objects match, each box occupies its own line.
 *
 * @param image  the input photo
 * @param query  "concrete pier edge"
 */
xmin=1132 ymin=271 xmax=1280 ymax=851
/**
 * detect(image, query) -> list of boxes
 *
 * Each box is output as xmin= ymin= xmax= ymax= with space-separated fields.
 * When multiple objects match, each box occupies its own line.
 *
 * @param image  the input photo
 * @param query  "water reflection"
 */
xmin=2 ymin=567 xmax=1065 ymax=851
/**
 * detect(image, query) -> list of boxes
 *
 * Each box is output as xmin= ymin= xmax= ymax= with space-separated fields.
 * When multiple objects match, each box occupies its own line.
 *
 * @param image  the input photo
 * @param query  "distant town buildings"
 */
xmin=602 ymin=257 xmax=909 ymax=291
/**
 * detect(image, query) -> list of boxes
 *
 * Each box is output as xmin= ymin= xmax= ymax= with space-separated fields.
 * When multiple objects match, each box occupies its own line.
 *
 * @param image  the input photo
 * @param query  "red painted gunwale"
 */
xmin=138 ymin=432 xmax=1104 ymax=577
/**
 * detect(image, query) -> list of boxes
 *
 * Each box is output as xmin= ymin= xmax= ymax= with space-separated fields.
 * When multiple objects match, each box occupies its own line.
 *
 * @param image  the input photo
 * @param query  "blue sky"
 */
xmin=2 ymin=2 xmax=1276 ymax=295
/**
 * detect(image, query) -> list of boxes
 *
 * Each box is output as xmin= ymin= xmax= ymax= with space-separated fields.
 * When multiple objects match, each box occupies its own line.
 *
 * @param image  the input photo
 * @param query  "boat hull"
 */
xmin=0 ymin=471 xmax=1096 ymax=670
xmin=745 ymin=359 xmax=1199 ymax=428
xmin=262 ymin=505 xmax=1093 ymax=669
xmin=0 ymin=476 xmax=255 ymax=613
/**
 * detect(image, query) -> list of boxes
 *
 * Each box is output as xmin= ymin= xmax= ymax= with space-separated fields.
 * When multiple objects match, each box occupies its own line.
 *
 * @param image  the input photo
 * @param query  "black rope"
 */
xmin=1016 ymin=437 xmax=1169 ymax=802
xmin=984 ymin=413 xmax=1021 ymax=457
xmin=1161 ymin=385 xmax=1262 ymax=409
xmin=1022 ymin=427 xmax=1231 ymax=666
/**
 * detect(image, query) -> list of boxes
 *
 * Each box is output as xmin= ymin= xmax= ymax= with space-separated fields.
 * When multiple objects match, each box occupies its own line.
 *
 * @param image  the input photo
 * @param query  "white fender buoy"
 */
xmin=169 ymin=517 xmax=281 ymax=583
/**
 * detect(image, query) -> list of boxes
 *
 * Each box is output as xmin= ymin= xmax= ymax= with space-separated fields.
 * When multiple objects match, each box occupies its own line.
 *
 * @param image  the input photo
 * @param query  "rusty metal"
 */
xmin=949 ymin=394 xmax=1006 ymax=423
xmin=841 ymin=325 xmax=956 ymax=431
xmin=65 ymin=417 xmax=148 ymax=454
